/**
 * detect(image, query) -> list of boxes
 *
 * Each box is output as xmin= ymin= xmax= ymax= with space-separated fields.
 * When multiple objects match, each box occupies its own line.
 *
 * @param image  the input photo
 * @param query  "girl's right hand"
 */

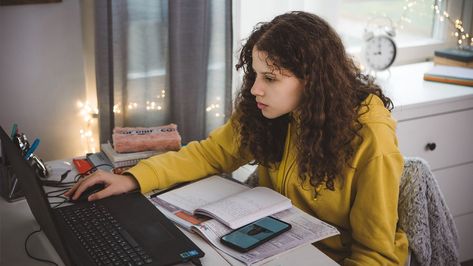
xmin=64 ymin=170 xmax=140 ymax=202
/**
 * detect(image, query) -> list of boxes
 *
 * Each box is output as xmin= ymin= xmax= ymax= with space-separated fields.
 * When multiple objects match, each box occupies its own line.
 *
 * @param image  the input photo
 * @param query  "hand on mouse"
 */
xmin=64 ymin=170 xmax=140 ymax=202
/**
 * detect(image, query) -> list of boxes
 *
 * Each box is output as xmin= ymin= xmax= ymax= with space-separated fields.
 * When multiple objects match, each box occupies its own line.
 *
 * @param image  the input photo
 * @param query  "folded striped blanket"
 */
xmin=112 ymin=124 xmax=181 ymax=153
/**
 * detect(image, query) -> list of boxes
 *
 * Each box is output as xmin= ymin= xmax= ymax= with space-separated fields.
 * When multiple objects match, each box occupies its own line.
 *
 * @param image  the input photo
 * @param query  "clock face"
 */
xmin=363 ymin=35 xmax=397 ymax=71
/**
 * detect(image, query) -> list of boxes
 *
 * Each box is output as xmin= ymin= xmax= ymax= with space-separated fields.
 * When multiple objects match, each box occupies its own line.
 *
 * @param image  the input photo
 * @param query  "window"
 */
xmin=338 ymin=0 xmax=435 ymax=48
xmin=233 ymin=0 xmax=466 ymax=70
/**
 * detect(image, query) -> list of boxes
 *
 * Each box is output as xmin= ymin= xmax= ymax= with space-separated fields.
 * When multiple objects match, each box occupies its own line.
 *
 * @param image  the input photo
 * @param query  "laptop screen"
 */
xmin=0 ymin=126 xmax=73 ymax=265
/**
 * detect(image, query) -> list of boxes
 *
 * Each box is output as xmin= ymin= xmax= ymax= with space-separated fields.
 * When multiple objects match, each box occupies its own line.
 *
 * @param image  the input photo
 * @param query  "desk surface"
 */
xmin=0 ymin=162 xmax=337 ymax=266
xmin=383 ymin=62 xmax=473 ymax=121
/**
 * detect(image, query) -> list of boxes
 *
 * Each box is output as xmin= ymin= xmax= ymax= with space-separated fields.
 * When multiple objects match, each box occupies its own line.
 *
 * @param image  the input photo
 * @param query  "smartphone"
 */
xmin=86 ymin=152 xmax=113 ymax=172
xmin=220 ymin=216 xmax=291 ymax=252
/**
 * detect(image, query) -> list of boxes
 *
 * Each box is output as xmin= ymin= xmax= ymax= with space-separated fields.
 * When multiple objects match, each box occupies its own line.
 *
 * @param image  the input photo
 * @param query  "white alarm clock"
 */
xmin=362 ymin=17 xmax=397 ymax=72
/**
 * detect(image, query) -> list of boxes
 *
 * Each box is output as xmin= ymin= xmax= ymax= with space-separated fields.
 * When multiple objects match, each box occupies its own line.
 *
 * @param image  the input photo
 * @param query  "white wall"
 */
xmin=0 ymin=0 xmax=87 ymax=161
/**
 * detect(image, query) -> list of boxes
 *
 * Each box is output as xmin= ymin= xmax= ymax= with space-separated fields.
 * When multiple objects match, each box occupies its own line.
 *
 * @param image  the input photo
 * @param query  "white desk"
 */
xmin=0 ymin=163 xmax=337 ymax=266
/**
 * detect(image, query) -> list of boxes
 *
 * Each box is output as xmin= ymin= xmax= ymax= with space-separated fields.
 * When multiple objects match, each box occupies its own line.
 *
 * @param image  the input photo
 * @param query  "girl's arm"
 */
xmin=127 ymin=118 xmax=252 ymax=192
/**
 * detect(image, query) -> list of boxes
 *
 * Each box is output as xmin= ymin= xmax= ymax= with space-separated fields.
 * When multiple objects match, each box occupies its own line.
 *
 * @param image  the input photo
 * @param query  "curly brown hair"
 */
xmin=232 ymin=11 xmax=393 ymax=192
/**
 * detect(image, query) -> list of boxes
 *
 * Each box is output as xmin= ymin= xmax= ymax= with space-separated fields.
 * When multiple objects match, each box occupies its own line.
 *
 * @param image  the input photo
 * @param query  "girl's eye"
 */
xmin=264 ymin=76 xmax=275 ymax=82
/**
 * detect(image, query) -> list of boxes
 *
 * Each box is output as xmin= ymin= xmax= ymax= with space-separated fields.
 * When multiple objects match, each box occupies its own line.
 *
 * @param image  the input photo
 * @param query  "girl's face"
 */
xmin=250 ymin=47 xmax=303 ymax=119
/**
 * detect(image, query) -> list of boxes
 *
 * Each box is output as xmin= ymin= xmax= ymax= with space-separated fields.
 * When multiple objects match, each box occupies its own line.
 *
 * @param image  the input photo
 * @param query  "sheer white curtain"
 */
xmin=119 ymin=1 xmax=169 ymax=128
xmin=94 ymin=0 xmax=232 ymax=144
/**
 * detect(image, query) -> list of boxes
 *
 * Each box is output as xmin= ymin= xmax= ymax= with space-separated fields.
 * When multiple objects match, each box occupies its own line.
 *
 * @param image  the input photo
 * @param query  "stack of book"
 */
xmin=434 ymin=48 xmax=473 ymax=68
xmin=101 ymin=142 xmax=162 ymax=169
xmin=424 ymin=65 xmax=473 ymax=87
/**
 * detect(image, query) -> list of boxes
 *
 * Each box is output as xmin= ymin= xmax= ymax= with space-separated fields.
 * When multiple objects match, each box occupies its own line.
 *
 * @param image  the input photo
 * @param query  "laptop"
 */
xmin=0 ymin=126 xmax=204 ymax=266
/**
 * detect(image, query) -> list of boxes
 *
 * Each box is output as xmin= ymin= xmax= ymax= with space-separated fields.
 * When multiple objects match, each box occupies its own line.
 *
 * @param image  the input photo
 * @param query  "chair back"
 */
xmin=398 ymin=157 xmax=460 ymax=266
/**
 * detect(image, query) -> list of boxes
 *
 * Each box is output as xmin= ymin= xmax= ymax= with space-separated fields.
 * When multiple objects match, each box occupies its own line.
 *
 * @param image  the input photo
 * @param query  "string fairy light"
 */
xmin=79 ymin=90 xmax=169 ymax=154
xmin=206 ymin=96 xmax=222 ymax=117
xmin=438 ymin=7 xmax=472 ymax=47
xmin=77 ymin=100 xmax=98 ymax=154
xmin=113 ymin=103 xmax=122 ymax=114
xmin=398 ymin=0 xmax=415 ymax=30
xmin=399 ymin=0 xmax=472 ymax=47
xmin=119 ymin=90 xmax=168 ymax=113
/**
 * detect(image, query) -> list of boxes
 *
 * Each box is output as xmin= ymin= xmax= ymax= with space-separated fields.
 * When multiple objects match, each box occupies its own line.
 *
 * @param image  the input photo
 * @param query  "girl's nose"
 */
xmin=250 ymin=80 xmax=264 ymax=96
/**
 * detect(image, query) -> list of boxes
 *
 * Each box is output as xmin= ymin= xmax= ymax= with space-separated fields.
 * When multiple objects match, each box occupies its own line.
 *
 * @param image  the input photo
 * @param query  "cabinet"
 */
xmin=384 ymin=62 xmax=473 ymax=262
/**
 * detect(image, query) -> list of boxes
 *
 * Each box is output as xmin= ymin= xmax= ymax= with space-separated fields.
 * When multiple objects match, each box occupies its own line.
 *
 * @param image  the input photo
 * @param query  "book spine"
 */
xmin=117 ymin=128 xmax=176 ymax=135
xmin=434 ymin=50 xmax=473 ymax=62
xmin=102 ymin=143 xmax=157 ymax=164
xmin=434 ymin=56 xmax=473 ymax=68
xmin=113 ymin=158 xmax=141 ymax=168
xmin=423 ymin=75 xmax=473 ymax=87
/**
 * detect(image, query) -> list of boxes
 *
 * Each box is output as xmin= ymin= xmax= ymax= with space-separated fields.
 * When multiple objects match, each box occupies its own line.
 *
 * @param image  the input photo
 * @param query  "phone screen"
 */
xmin=220 ymin=216 xmax=291 ymax=252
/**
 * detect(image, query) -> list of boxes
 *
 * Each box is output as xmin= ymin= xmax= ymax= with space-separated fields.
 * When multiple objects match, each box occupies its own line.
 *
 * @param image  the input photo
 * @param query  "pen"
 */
xmin=24 ymin=138 xmax=40 ymax=160
xmin=150 ymin=181 xmax=190 ymax=198
xmin=8 ymin=178 xmax=18 ymax=199
xmin=10 ymin=123 xmax=17 ymax=139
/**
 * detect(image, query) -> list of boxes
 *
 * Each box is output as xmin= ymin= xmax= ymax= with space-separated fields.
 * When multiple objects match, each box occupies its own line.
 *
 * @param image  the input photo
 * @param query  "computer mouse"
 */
xmin=70 ymin=183 xmax=105 ymax=203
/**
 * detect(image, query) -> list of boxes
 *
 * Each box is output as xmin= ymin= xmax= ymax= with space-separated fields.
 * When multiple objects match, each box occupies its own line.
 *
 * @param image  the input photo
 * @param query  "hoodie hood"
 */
xmin=358 ymin=94 xmax=397 ymax=132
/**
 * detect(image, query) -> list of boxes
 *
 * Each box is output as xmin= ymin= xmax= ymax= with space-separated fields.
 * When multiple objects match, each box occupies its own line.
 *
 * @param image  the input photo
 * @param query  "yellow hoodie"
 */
xmin=127 ymin=94 xmax=408 ymax=265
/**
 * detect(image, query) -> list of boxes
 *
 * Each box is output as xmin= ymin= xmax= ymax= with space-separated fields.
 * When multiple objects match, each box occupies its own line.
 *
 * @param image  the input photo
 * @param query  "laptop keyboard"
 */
xmin=58 ymin=203 xmax=153 ymax=266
